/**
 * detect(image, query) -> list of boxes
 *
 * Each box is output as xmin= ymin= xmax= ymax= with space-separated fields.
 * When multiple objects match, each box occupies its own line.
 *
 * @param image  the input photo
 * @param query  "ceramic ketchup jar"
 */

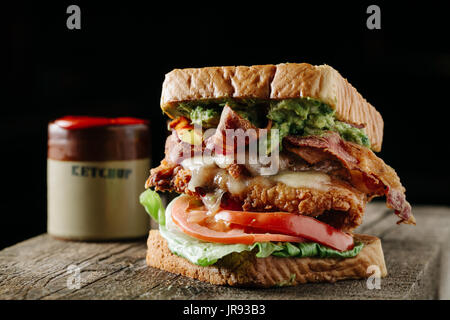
xmin=47 ymin=116 xmax=151 ymax=240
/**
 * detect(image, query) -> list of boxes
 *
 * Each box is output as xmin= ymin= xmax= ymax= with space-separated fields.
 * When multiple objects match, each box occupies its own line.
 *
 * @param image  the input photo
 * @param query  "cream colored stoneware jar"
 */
xmin=47 ymin=117 xmax=151 ymax=240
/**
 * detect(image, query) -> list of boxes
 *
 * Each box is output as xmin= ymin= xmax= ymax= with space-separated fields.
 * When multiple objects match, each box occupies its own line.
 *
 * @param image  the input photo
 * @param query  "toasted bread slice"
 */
xmin=160 ymin=63 xmax=383 ymax=151
xmin=146 ymin=230 xmax=387 ymax=287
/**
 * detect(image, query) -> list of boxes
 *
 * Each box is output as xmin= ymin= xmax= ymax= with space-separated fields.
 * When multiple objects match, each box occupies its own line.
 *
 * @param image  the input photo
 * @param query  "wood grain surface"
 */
xmin=1 ymin=202 xmax=449 ymax=300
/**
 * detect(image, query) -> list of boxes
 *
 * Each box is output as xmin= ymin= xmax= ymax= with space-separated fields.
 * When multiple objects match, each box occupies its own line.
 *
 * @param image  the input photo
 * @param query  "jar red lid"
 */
xmin=54 ymin=116 xmax=149 ymax=130
xmin=48 ymin=116 xmax=150 ymax=161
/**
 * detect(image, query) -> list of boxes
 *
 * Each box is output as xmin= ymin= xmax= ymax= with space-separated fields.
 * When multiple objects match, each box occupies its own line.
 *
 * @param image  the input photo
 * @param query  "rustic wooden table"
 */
xmin=1 ymin=202 xmax=449 ymax=300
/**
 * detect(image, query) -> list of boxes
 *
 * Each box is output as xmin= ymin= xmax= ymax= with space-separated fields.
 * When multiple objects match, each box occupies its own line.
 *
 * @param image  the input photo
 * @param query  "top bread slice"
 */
xmin=161 ymin=63 xmax=384 ymax=151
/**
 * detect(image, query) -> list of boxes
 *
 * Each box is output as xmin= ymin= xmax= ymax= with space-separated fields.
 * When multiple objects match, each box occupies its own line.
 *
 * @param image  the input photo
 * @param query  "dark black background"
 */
xmin=3 ymin=1 xmax=449 ymax=249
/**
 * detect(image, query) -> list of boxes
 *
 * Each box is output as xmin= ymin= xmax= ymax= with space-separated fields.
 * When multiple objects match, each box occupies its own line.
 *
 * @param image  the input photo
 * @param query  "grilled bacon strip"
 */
xmin=285 ymin=133 xmax=415 ymax=225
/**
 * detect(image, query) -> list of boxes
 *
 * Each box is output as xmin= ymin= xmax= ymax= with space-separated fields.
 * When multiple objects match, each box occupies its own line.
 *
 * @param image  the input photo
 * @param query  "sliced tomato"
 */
xmin=171 ymin=196 xmax=305 ymax=245
xmin=214 ymin=210 xmax=354 ymax=251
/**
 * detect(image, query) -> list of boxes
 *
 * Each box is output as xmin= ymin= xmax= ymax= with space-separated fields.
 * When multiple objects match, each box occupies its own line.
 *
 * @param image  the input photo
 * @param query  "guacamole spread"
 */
xmin=173 ymin=98 xmax=371 ymax=149
xmin=267 ymin=99 xmax=370 ymax=148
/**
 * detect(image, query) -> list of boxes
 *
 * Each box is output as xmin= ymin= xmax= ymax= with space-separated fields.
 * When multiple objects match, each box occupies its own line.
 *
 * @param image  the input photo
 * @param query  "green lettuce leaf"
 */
xmin=272 ymin=241 xmax=364 ymax=259
xmin=139 ymin=189 xmax=165 ymax=226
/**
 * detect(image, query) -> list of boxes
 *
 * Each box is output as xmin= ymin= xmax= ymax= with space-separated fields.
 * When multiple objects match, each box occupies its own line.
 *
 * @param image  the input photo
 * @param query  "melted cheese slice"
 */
xmin=181 ymin=157 xmax=217 ymax=192
xmin=272 ymin=171 xmax=331 ymax=191
xmin=182 ymin=156 xmax=332 ymax=193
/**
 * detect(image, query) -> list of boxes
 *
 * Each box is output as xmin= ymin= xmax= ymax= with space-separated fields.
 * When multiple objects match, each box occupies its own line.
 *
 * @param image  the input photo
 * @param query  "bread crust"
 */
xmin=146 ymin=230 xmax=387 ymax=287
xmin=160 ymin=63 xmax=383 ymax=151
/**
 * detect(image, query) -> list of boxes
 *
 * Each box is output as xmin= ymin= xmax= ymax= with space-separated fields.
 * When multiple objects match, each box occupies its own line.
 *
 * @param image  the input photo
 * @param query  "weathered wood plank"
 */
xmin=0 ymin=236 xmax=147 ymax=300
xmin=357 ymin=205 xmax=450 ymax=300
xmin=0 ymin=203 xmax=449 ymax=300
xmin=440 ymin=238 xmax=450 ymax=299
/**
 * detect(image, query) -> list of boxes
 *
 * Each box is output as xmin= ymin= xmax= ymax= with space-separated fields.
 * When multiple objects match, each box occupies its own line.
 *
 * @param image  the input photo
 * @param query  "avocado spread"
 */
xmin=177 ymin=99 xmax=265 ymax=128
xmin=173 ymin=98 xmax=371 ymax=149
xmin=267 ymin=99 xmax=370 ymax=148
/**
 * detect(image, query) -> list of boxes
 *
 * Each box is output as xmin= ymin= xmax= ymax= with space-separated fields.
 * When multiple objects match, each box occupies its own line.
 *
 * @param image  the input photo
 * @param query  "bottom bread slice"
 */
xmin=146 ymin=230 xmax=387 ymax=287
